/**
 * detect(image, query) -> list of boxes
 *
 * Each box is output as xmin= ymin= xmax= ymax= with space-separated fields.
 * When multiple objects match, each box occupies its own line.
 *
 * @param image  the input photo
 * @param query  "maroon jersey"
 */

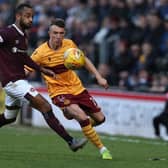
xmin=0 ymin=24 xmax=40 ymax=87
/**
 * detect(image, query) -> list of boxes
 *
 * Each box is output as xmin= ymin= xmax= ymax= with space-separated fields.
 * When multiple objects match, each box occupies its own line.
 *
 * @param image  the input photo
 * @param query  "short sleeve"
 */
xmin=0 ymin=28 xmax=12 ymax=44
xmin=31 ymin=49 xmax=42 ymax=64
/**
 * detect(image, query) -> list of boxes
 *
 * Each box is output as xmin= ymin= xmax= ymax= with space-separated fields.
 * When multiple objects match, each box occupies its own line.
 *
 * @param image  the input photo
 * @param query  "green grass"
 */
xmin=0 ymin=126 xmax=168 ymax=168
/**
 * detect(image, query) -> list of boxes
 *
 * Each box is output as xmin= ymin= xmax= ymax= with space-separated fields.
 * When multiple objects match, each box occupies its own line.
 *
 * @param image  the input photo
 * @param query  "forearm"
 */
xmin=84 ymin=57 xmax=109 ymax=89
xmin=84 ymin=57 xmax=102 ymax=79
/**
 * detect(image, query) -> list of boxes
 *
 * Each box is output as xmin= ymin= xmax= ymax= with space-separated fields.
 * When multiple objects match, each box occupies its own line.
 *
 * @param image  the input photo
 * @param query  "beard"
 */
xmin=20 ymin=20 xmax=32 ymax=30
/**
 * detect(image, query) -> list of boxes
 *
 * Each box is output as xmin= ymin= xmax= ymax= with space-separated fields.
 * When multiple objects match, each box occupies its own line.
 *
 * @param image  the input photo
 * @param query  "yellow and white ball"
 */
xmin=64 ymin=48 xmax=85 ymax=70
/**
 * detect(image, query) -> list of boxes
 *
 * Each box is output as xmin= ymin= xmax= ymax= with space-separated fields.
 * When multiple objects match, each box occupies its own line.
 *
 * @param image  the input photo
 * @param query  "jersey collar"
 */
xmin=12 ymin=24 xmax=24 ymax=36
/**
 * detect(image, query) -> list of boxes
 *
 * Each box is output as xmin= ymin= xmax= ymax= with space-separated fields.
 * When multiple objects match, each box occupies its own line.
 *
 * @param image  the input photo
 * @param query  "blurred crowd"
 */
xmin=1 ymin=0 xmax=168 ymax=93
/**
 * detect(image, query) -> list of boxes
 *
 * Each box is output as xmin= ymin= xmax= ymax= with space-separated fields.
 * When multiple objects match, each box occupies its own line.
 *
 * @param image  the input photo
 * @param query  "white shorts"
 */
xmin=4 ymin=79 xmax=39 ymax=107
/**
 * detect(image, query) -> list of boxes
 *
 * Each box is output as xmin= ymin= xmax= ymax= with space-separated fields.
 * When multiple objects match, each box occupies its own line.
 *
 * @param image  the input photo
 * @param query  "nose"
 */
xmin=29 ymin=17 xmax=33 ymax=23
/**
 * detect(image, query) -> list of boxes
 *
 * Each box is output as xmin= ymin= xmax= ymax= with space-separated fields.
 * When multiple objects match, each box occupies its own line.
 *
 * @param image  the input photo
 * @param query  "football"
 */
xmin=63 ymin=48 xmax=85 ymax=70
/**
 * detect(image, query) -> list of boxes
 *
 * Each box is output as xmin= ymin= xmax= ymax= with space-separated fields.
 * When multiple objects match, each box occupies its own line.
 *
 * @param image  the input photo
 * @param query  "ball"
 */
xmin=63 ymin=48 xmax=85 ymax=70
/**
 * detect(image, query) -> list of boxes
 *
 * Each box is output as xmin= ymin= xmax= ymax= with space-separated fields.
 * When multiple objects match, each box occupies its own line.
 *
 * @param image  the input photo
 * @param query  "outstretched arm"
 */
xmin=23 ymin=57 xmax=55 ymax=78
xmin=84 ymin=57 xmax=109 ymax=89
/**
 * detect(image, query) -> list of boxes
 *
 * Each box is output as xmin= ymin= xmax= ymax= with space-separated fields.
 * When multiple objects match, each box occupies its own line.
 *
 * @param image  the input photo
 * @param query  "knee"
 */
xmin=94 ymin=116 xmax=105 ymax=126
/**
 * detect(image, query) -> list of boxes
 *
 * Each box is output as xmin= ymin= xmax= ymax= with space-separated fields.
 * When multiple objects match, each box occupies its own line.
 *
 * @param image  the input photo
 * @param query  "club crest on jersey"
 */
xmin=12 ymin=47 xmax=27 ymax=53
xmin=30 ymin=87 xmax=35 ymax=92
xmin=57 ymin=95 xmax=65 ymax=102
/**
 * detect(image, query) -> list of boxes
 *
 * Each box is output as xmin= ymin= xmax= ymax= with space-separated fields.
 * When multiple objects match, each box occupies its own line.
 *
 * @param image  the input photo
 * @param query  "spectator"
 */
xmin=137 ymin=41 xmax=157 ymax=73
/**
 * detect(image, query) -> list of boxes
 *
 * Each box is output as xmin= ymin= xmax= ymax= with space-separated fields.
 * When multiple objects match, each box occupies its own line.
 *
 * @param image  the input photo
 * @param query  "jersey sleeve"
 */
xmin=69 ymin=40 xmax=78 ymax=48
xmin=24 ymin=49 xmax=42 ymax=72
xmin=0 ymin=28 xmax=12 ymax=45
xmin=31 ymin=49 xmax=42 ymax=64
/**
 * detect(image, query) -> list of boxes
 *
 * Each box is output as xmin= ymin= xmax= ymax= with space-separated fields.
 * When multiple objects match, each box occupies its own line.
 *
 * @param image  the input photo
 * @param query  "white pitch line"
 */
xmin=101 ymin=135 xmax=168 ymax=146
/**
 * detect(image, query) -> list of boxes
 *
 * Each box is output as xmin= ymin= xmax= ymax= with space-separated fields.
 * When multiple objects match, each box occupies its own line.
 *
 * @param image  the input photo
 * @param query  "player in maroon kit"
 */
xmin=0 ymin=3 xmax=87 ymax=151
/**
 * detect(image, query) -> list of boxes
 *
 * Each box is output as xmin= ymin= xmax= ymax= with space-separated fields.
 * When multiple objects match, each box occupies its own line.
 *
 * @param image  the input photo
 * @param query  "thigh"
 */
xmin=52 ymin=90 xmax=101 ymax=114
xmin=65 ymin=104 xmax=88 ymax=121
xmin=52 ymin=95 xmax=88 ymax=121
xmin=77 ymin=90 xmax=106 ymax=121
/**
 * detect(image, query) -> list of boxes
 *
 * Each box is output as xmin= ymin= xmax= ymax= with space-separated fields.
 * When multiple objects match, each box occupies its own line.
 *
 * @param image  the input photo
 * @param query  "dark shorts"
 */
xmin=52 ymin=90 xmax=101 ymax=113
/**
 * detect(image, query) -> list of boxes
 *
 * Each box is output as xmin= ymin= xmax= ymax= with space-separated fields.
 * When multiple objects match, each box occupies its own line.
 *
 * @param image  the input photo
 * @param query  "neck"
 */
xmin=14 ymin=22 xmax=24 ymax=32
xmin=48 ymin=39 xmax=60 ymax=50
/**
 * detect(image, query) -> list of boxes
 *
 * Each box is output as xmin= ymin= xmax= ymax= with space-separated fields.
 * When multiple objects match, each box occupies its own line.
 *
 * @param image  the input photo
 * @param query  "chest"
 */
xmin=9 ymin=34 xmax=27 ymax=51
xmin=41 ymin=46 xmax=69 ymax=66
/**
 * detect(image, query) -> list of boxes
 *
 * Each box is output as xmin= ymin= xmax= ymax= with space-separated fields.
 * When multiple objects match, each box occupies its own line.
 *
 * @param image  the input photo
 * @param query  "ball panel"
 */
xmin=63 ymin=48 xmax=85 ymax=70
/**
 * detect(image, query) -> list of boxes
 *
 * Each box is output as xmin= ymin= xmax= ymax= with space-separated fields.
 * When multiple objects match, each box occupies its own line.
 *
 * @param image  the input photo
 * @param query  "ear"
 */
xmin=15 ymin=13 xmax=21 ymax=20
xmin=64 ymin=30 xmax=66 ymax=36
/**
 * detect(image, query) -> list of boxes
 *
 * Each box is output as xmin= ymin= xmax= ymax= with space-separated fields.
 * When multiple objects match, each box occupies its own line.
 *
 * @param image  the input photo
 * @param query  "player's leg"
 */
xmin=0 ymin=106 xmax=19 ymax=127
xmin=62 ymin=108 xmax=74 ymax=120
xmin=88 ymin=111 xmax=105 ymax=127
xmin=0 ymin=89 xmax=20 ymax=127
xmin=62 ymin=107 xmax=104 ymax=126
xmin=78 ymin=90 xmax=112 ymax=159
xmin=26 ymin=93 xmax=87 ymax=151
xmin=78 ymin=90 xmax=106 ymax=127
xmin=52 ymin=95 xmax=103 ymax=148
xmin=65 ymin=104 xmax=112 ymax=159
xmin=3 ymin=80 xmax=87 ymax=151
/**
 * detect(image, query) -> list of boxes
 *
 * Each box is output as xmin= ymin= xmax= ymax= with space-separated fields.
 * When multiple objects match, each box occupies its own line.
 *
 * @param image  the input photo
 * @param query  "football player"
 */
xmin=29 ymin=18 xmax=112 ymax=160
xmin=0 ymin=3 xmax=87 ymax=152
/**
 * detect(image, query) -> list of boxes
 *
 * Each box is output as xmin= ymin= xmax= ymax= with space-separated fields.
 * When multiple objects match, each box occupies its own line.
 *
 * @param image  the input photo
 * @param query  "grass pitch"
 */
xmin=0 ymin=126 xmax=167 ymax=168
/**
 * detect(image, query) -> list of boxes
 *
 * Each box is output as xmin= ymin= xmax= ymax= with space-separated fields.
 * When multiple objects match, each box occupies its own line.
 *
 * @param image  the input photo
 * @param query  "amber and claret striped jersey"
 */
xmin=31 ymin=39 xmax=85 ymax=98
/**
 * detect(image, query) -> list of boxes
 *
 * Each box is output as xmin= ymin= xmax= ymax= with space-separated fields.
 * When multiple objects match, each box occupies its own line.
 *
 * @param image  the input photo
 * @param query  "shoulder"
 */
xmin=35 ymin=42 xmax=48 ymax=52
xmin=0 ymin=26 xmax=15 ymax=40
xmin=63 ymin=39 xmax=77 ymax=46
xmin=0 ymin=26 xmax=13 ymax=33
xmin=31 ymin=42 xmax=48 ymax=59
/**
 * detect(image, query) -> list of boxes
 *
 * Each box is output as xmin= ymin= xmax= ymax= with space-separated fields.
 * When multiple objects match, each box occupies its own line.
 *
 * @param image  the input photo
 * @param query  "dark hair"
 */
xmin=15 ymin=3 xmax=33 ymax=14
xmin=50 ymin=18 xmax=65 ymax=28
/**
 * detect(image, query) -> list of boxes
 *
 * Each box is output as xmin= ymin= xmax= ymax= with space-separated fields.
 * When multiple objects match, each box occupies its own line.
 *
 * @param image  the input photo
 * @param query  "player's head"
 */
xmin=48 ymin=18 xmax=66 ymax=48
xmin=15 ymin=3 xmax=33 ymax=30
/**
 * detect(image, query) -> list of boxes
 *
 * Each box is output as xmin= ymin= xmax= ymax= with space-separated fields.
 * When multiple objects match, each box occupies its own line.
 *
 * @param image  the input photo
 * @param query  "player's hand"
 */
xmin=24 ymin=68 xmax=31 ymax=77
xmin=97 ymin=77 xmax=109 ymax=89
xmin=40 ymin=67 xmax=56 ymax=78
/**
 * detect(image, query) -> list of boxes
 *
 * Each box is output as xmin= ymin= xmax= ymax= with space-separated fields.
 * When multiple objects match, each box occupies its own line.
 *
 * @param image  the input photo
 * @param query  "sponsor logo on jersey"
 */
xmin=12 ymin=47 xmax=27 ymax=53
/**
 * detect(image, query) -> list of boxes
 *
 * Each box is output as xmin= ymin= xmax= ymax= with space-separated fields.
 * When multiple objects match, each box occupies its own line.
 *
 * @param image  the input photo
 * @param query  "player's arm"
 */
xmin=23 ymin=56 xmax=55 ymax=77
xmin=70 ymin=41 xmax=109 ymax=88
xmin=0 ymin=29 xmax=10 ymax=45
xmin=24 ymin=65 xmax=34 ymax=77
xmin=84 ymin=57 xmax=109 ymax=89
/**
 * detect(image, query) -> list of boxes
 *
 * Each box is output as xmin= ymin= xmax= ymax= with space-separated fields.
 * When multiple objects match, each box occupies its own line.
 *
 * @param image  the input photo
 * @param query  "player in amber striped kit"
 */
xmin=30 ymin=18 xmax=112 ymax=160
